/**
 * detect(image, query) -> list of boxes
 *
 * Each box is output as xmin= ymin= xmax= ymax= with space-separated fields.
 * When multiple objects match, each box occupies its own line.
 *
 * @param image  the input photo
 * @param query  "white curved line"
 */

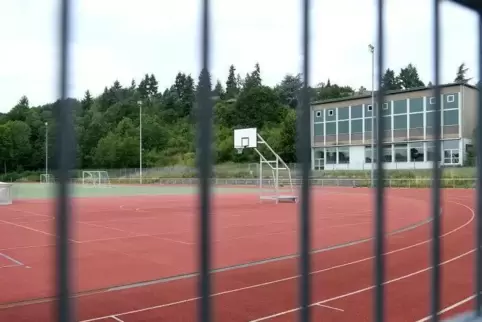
xmin=80 ymin=201 xmax=473 ymax=322
xmin=250 ymin=201 xmax=475 ymax=321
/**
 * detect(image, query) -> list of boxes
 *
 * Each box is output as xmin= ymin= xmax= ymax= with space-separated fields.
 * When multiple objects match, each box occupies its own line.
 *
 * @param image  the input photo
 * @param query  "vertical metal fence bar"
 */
xmin=475 ymin=13 xmax=482 ymax=316
xmin=430 ymin=0 xmax=442 ymax=319
xmin=374 ymin=0 xmax=386 ymax=320
xmin=298 ymin=0 xmax=312 ymax=320
xmin=196 ymin=0 xmax=213 ymax=321
xmin=55 ymin=0 xmax=74 ymax=321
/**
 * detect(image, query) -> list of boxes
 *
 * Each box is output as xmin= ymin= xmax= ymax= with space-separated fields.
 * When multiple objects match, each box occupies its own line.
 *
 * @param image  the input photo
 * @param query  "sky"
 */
xmin=0 ymin=0 xmax=478 ymax=113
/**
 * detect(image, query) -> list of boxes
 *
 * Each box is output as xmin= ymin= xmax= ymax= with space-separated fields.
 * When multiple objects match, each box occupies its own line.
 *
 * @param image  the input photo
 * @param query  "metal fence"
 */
xmin=43 ymin=0 xmax=482 ymax=321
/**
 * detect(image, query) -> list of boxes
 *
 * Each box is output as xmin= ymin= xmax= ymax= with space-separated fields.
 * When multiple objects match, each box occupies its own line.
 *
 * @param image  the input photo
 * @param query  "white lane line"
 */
xmin=0 ymin=219 xmax=57 ymax=238
xmin=110 ymin=316 xmax=124 ymax=322
xmin=316 ymin=304 xmax=344 ymax=312
xmin=415 ymin=294 xmax=476 ymax=322
xmin=0 ymin=252 xmax=24 ymax=266
xmin=249 ymin=202 xmax=474 ymax=321
xmin=251 ymin=248 xmax=475 ymax=321
xmin=79 ymin=201 xmax=472 ymax=322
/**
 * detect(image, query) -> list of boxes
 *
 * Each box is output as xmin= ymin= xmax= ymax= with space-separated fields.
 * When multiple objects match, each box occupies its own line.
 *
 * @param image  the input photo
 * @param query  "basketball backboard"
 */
xmin=234 ymin=128 xmax=257 ymax=149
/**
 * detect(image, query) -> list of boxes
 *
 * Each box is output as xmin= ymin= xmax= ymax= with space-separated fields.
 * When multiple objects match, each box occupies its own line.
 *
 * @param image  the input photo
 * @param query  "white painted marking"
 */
xmin=0 ymin=219 xmax=79 ymax=243
xmin=415 ymin=294 xmax=476 ymax=322
xmin=0 ymin=219 xmax=56 ymax=237
xmin=0 ymin=252 xmax=24 ymax=266
xmin=79 ymin=201 xmax=472 ymax=322
xmin=0 ymin=244 xmax=55 ymax=252
xmin=249 ymin=202 xmax=474 ymax=321
xmin=4 ymin=208 xmax=52 ymax=219
xmin=316 ymin=304 xmax=344 ymax=312
xmin=110 ymin=316 xmax=124 ymax=322
xmin=0 ymin=264 xmax=19 ymax=268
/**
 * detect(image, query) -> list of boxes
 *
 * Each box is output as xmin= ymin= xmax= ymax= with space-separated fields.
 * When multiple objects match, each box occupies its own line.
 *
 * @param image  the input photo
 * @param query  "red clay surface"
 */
xmin=0 ymin=187 xmax=476 ymax=321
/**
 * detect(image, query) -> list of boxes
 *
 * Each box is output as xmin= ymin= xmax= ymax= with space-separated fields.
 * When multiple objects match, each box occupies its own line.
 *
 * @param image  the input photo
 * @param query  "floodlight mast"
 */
xmin=45 ymin=122 xmax=48 ymax=177
xmin=138 ymin=100 xmax=143 ymax=184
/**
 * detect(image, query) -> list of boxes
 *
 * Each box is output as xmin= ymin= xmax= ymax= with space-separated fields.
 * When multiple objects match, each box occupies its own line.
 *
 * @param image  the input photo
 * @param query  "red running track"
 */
xmin=0 ymin=188 xmax=475 ymax=321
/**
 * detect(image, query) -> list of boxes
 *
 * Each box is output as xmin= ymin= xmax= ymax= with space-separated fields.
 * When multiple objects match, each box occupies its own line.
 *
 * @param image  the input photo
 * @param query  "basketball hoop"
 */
xmin=236 ymin=147 xmax=244 ymax=154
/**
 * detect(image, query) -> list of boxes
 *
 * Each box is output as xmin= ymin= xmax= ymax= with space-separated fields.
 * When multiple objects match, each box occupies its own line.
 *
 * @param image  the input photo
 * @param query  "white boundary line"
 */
xmin=110 ymin=316 xmax=124 ymax=322
xmin=0 ymin=252 xmax=24 ymax=266
xmin=316 ymin=304 xmax=344 ymax=312
xmin=249 ymin=202 xmax=475 ymax=321
xmin=415 ymin=295 xmax=476 ymax=322
xmin=79 ymin=201 xmax=472 ymax=322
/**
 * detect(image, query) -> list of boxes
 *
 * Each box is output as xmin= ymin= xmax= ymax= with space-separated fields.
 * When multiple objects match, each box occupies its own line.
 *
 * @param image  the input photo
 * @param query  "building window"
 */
xmin=443 ymin=110 xmax=459 ymax=126
xmin=409 ymin=142 xmax=424 ymax=162
xmin=315 ymin=111 xmax=322 ymax=117
xmin=426 ymin=143 xmax=440 ymax=162
xmin=326 ymin=148 xmax=337 ymax=164
xmin=365 ymin=146 xmax=375 ymax=163
xmin=314 ymin=149 xmax=324 ymax=170
xmin=394 ymin=144 xmax=407 ymax=162
xmin=429 ymin=97 xmax=436 ymax=105
xmin=444 ymin=150 xmax=459 ymax=164
xmin=446 ymin=94 xmax=455 ymax=103
xmin=338 ymin=147 xmax=350 ymax=164
xmin=383 ymin=103 xmax=389 ymax=110
xmin=383 ymin=145 xmax=393 ymax=162
xmin=367 ymin=105 xmax=373 ymax=111
xmin=328 ymin=109 xmax=334 ymax=116
xmin=443 ymin=140 xmax=459 ymax=150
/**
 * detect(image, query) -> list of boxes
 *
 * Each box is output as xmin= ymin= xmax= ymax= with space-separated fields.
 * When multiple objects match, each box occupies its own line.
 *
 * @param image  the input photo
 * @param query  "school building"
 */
xmin=311 ymin=83 xmax=477 ymax=170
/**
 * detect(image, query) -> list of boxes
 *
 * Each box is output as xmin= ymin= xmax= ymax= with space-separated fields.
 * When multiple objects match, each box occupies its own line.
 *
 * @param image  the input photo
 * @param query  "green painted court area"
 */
xmin=11 ymin=183 xmax=258 ymax=200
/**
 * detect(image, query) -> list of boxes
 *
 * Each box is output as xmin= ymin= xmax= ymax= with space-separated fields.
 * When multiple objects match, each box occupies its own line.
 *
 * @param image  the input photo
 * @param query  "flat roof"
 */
xmin=310 ymin=82 xmax=477 ymax=106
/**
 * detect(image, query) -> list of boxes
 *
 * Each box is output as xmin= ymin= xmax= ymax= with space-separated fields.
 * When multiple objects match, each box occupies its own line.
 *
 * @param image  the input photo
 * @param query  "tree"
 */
xmin=225 ymin=65 xmax=239 ymax=99
xmin=244 ymin=63 xmax=262 ymax=90
xmin=454 ymin=63 xmax=471 ymax=84
xmin=230 ymin=86 xmax=284 ymax=129
xmin=275 ymin=74 xmax=303 ymax=106
xmin=381 ymin=68 xmax=402 ymax=91
xmin=213 ymin=80 xmax=225 ymax=99
xmin=398 ymin=64 xmax=425 ymax=89
xmin=7 ymin=96 xmax=30 ymax=122
xmin=81 ymin=90 xmax=93 ymax=111
xmin=1 ymin=61 xmax=428 ymax=174
xmin=148 ymin=74 xmax=159 ymax=96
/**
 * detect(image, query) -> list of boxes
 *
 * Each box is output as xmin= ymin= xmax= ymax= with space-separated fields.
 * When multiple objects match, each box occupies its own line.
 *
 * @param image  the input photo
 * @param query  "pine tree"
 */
xmin=148 ymin=74 xmax=158 ymax=96
xmin=213 ymin=80 xmax=225 ymax=99
xmin=381 ymin=68 xmax=402 ymax=91
xmin=398 ymin=64 xmax=425 ymax=89
xmin=225 ymin=65 xmax=238 ymax=99
xmin=244 ymin=63 xmax=262 ymax=90
xmin=454 ymin=63 xmax=471 ymax=84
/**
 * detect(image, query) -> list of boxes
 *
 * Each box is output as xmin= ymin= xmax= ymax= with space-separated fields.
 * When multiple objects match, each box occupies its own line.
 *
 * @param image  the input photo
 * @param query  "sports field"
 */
xmin=0 ymin=183 xmax=476 ymax=321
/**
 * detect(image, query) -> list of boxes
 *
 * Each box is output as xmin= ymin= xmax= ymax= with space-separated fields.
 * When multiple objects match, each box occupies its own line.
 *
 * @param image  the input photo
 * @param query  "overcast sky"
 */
xmin=0 ymin=0 xmax=478 ymax=113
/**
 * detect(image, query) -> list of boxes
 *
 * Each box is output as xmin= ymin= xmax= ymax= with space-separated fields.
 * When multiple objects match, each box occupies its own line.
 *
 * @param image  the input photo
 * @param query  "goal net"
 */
xmin=0 ymin=182 xmax=13 ymax=205
xmin=40 ymin=174 xmax=54 ymax=184
xmin=82 ymin=171 xmax=111 ymax=188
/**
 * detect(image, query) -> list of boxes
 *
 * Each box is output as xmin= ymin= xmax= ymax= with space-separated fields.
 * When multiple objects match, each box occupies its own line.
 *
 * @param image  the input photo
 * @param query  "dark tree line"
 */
xmin=0 ymin=62 xmax=469 ymax=173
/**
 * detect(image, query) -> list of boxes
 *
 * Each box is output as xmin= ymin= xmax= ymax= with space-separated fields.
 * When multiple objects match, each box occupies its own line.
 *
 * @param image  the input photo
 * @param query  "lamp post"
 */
xmin=45 ymin=122 xmax=48 ymax=177
xmin=369 ymin=44 xmax=375 ymax=188
xmin=138 ymin=101 xmax=143 ymax=184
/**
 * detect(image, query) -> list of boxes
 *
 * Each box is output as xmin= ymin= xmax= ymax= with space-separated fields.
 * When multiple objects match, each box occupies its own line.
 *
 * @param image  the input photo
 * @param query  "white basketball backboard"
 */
xmin=234 ymin=128 xmax=257 ymax=149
